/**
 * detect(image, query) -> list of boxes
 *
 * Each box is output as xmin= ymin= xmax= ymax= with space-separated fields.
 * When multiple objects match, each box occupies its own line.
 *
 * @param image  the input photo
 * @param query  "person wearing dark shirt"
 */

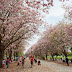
xmin=6 ymin=58 xmax=9 ymax=68
xmin=22 ymin=56 xmax=25 ymax=68
xmin=66 ymin=56 xmax=69 ymax=66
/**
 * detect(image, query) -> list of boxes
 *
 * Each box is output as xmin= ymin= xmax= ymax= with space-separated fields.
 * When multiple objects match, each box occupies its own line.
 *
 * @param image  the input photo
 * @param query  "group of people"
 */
xmin=2 ymin=57 xmax=11 ymax=68
xmin=17 ymin=56 xmax=25 ymax=68
xmin=2 ymin=56 xmax=41 ymax=69
xmin=17 ymin=56 xmax=41 ymax=68
xmin=29 ymin=56 xmax=41 ymax=68
xmin=17 ymin=55 xmax=41 ymax=68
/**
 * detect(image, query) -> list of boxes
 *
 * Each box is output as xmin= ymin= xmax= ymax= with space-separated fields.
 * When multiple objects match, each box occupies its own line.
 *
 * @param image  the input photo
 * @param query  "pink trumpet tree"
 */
xmin=0 ymin=0 xmax=45 ymax=67
xmin=27 ymin=23 xmax=72 ymax=60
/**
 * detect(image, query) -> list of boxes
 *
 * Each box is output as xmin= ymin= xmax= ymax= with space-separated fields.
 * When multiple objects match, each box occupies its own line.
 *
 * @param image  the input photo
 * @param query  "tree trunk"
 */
xmin=9 ymin=49 xmax=12 ymax=61
xmin=6 ymin=51 xmax=7 ymax=59
xmin=0 ymin=42 xmax=4 ymax=68
xmin=46 ymin=54 xmax=47 ymax=60
xmin=0 ymin=27 xmax=5 ymax=67
xmin=16 ymin=52 xmax=18 ymax=57
xmin=14 ymin=52 xmax=16 ymax=61
xmin=40 ymin=49 xmax=42 ymax=59
xmin=0 ymin=49 xmax=3 ymax=68
xmin=63 ymin=49 xmax=67 ymax=57
xmin=52 ymin=55 xmax=54 ymax=61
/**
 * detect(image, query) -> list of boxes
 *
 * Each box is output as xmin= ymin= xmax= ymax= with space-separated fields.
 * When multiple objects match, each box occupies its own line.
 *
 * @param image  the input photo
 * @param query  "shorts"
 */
xmin=2 ymin=64 xmax=5 ymax=65
xmin=31 ymin=61 xmax=33 ymax=65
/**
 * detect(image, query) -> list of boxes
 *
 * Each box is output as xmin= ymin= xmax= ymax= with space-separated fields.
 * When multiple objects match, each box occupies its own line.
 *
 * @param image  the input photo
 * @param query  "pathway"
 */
xmin=0 ymin=58 xmax=72 ymax=72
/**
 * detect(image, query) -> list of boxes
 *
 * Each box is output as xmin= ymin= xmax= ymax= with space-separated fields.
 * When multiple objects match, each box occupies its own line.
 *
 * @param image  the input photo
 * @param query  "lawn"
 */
xmin=45 ymin=55 xmax=72 ymax=60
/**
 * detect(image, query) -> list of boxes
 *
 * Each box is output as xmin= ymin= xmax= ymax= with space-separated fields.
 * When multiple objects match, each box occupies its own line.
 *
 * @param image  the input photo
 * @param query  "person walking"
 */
xmin=2 ymin=59 xmax=6 ymax=68
xmin=6 ymin=58 xmax=9 ymax=68
xmin=66 ymin=56 xmax=69 ymax=66
xmin=17 ymin=57 xmax=20 ymax=66
xmin=22 ymin=57 xmax=25 ymax=68
xmin=30 ymin=56 xmax=33 ymax=68
xmin=34 ymin=58 xmax=37 ymax=63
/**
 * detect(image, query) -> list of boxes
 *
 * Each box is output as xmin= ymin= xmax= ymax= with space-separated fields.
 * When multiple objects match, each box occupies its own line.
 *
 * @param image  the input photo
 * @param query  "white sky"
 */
xmin=45 ymin=0 xmax=65 ymax=25
xmin=24 ymin=0 xmax=71 ymax=54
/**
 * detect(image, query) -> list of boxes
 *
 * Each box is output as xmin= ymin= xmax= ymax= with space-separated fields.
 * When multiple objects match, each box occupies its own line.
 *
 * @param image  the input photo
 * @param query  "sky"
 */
xmin=45 ymin=0 xmax=65 ymax=25
xmin=23 ymin=0 xmax=70 ymax=54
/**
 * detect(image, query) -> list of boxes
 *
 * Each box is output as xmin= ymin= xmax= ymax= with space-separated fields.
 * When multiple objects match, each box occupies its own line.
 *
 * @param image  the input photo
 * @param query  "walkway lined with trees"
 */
xmin=0 ymin=0 xmax=72 ymax=71
xmin=0 ymin=0 xmax=53 ymax=67
xmin=0 ymin=58 xmax=72 ymax=72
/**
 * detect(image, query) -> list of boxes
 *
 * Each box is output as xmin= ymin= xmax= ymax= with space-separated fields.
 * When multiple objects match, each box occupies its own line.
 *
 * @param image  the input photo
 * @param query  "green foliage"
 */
xmin=68 ymin=52 xmax=72 ymax=56
xmin=45 ymin=55 xmax=72 ymax=60
xmin=67 ymin=56 xmax=72 ymax=60
xmin=18 ymin=52 xmax=24 ymax=56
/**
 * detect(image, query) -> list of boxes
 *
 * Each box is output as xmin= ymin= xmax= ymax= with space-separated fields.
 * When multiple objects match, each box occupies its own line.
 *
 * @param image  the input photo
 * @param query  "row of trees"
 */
xmin=0 ymin=0 xmax=71 ymax=67
xmin=0 ymin=0 xmax=54 ymax=67
xmin=26 ymin=23 xmax=72 ymax=60
xmin=25 ymin=0 xmax=72 ymax=59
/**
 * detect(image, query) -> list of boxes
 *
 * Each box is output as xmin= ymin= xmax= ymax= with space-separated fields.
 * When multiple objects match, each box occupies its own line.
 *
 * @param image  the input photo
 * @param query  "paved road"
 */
xmin=0 ymin=58 xmax=72 ymax=72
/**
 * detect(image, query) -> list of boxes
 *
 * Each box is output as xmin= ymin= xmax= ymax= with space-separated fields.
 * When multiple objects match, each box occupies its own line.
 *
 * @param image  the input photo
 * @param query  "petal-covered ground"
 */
xmin=0 ymin=58 xmax=72 ymax=72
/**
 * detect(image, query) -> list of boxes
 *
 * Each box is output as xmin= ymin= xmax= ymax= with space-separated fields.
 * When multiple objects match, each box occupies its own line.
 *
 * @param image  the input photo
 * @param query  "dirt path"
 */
xmin=0 ymin=58 xmax=72 ymax=72
xmin=41 ymin=60 xmax=72 ymax=72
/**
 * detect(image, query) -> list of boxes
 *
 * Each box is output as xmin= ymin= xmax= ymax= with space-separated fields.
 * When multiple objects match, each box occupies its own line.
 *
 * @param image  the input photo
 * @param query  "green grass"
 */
xmin=67 ymin=56 xmax=72 ymax=60
xmin=46 ymin=56 xmax=62 ymax=60
xmin=45 ymin=56 xmax=72 ymax=60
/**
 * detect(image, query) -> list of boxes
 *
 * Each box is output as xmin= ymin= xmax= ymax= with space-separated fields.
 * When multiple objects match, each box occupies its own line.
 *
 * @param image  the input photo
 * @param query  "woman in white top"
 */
xmin=2 ymin=59 xmax=6 ymax=68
